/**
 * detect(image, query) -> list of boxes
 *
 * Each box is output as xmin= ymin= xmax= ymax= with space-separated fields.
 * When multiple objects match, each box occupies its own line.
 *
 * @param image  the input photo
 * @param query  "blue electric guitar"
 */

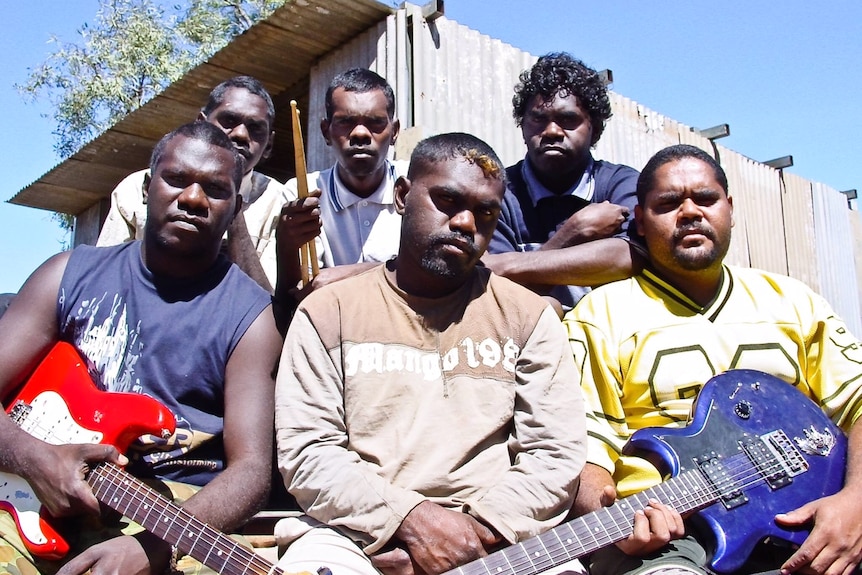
xmin=444 ymin=369 xmax=848 ymax=575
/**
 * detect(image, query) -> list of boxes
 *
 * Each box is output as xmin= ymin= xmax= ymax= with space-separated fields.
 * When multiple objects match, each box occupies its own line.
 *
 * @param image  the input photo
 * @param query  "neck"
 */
xmin=654 ymin=264 xmax=724 ymax=307
xmin=530 ymin=157 xmax=588 ymax=195
xmin=141 ymin=239 xmax=219 ymax=280
xmin=336 ymin=162 xmax=387 ymax=199
xmin=385 ymin=259 xmax=469 ymax=299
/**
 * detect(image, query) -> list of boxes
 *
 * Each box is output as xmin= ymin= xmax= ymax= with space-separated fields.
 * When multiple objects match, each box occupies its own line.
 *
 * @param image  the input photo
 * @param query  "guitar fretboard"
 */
xmin=448 ymin=469 xmax=721 ymax=575
xmin=88 ymin=464 xmax=283 ymax=575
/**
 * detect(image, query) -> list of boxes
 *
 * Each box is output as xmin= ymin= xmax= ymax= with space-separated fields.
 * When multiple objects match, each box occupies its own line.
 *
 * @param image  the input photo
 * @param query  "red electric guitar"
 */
xmin=1 ymin=342 xmax=293 ymax=574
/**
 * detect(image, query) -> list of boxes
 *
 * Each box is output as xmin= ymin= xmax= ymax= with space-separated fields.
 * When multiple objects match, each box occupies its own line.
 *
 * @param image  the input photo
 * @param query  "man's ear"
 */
xmin=728 ymin=194 xmax=735 ymax=228
xmin=390 ymin=118 xmax=401 ymax=145
xmin=233 ymin=191 xmax=244 ymax=217
xmin=320 ymin=118 xmax=332 ymax=146
xmin=141 ymin=171 xmax=153 ymax=205
xmin=394 ymin=176 xmax=410 ymax=215
xmin=634 ymin=205 xmax=645 ymax=237
xmin=262 ymin=130 xmax=275 ymax=161
xmin=197 ymin=110 xmax=207 ymax=122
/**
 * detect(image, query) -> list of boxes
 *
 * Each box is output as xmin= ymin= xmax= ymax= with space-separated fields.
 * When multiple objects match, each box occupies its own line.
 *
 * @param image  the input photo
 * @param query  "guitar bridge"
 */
xmin=695 ymin=452 xmax=748 ymax=509
xmin=741 ymin=430 xmax=807 ymax=491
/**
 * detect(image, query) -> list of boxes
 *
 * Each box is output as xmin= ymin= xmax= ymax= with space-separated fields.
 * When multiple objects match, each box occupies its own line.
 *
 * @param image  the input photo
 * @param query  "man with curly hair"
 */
xmin=483 ymin=53 xmax=644 ymax=312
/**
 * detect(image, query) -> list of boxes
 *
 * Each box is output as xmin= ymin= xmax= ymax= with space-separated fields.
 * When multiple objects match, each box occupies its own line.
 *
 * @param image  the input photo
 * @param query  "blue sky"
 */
xmin=2 ymin=1 xmax=861 ymax=293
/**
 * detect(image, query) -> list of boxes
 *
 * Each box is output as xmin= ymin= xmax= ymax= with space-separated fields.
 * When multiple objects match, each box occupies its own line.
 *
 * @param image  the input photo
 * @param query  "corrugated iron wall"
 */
xmin=307 ymin=4 xmax=862 ymax=332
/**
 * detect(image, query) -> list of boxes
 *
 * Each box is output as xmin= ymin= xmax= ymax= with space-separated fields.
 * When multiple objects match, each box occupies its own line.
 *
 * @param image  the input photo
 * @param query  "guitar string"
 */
xmin=91 ymin=463 xmax=283 ymax=575
xmin=18 ymin=411 xmax=282 ymax=575
xmin=19 ymin=408 xmax=812 ymax=575
xmin=455 ymin=453 xmax=800 ymax=575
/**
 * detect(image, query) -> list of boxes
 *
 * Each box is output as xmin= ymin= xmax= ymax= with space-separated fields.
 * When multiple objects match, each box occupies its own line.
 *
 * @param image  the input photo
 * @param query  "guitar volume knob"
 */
xmin=734 ymin=400 xmax=752 ymax=419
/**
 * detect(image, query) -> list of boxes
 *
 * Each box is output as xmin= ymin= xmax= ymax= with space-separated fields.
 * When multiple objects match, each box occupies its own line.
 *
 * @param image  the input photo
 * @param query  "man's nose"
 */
xmin=542 ymin=120 xmax=565 ymax=139
xmin=228 ymin=123 xmax=250 ymax=144
xmin=450 ymin=209 xmax=476 ymax=235
xmin=349 ymin=122 xmax=372 ymax=144
xmin=178 ymin=183 xmax=208 ymax=211
xmin=679 ymin=197 xmax=702 ymax=219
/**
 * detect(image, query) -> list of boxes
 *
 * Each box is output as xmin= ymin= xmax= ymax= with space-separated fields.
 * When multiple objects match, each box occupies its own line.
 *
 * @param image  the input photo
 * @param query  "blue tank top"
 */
xmin=57 ymin=241 xmax=271 ymax=485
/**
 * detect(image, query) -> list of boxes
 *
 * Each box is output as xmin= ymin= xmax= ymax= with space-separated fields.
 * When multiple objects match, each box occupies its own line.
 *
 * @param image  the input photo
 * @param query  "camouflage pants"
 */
xmin=0 ymin=479 xmax=249 ymax=575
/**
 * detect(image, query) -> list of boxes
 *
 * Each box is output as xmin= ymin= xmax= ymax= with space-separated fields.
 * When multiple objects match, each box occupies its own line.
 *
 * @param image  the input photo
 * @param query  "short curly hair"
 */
xmin=512 ymin=52 xmax=611 ymax=146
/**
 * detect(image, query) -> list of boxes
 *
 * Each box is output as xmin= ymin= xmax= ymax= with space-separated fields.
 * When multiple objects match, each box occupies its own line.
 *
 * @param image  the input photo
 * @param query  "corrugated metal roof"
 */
xmin=10 ymin=0 xmax=394 ymax=215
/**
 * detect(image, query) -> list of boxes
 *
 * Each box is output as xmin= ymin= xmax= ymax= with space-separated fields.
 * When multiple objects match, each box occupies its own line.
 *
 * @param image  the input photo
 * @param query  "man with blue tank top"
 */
xmin=0 ymin=121 xmax=282 ymax=574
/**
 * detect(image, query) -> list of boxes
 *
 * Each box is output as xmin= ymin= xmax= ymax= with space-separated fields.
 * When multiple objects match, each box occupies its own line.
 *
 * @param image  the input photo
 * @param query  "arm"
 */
xmin=777 ymin=422 xmax=862 ymax=575
xmin=482 ymin=237 xmax=645 ymax=289
xmin=96 ymin=171 xmax=147 ymax=246
xmin=572 ymin=462 xmax=684 ymax=557
xmin=272 ymin=187 xmax=323 ymax=331
xmin=227 ymin=209 xmax=274 ymax=292
xmin=180 ymin=306 xmax=281 ymax=529
xmin=275 ymin=309 xmax=426 ymax=554
xmin=0 ymin=252 xmax=127 ymax=518
xmin=775 ymin=298 xmax=862 ymax=574
xmin=464 ymin=307 xmax=586 ymax=543
xmin=60 ymin=304 xmax=282 ymax=575
xmin=564 ymin=300 xmax=685 ymax=558
xmin=542 ymin=201 xmax=630 ymax=250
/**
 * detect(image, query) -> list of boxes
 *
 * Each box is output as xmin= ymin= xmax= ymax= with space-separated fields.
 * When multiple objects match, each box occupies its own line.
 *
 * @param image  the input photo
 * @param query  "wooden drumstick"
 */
xmin=290 ymin=100 xmax=320 ymax=284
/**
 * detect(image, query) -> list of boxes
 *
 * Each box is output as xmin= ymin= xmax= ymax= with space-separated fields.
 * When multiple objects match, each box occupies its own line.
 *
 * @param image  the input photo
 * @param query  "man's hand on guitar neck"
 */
xmin=600 ymin=485 xmax=686 ymax=557
xmin=55 ymin=531 xmax=171 ymax=575
xmin=21 ymin=441 xmax=127 ymax=518
xmin=382 ymin=500 xmax=501 ymax=575
xmin=574 ymin=463 xmax=685 ymax=558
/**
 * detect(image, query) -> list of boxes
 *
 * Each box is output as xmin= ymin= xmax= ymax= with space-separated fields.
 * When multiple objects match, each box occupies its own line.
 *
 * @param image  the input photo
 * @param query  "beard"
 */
xmin=670 ymin=223 xmax=729 ymax=271
xmin=419 ymin=232 xmax=479 ymax=278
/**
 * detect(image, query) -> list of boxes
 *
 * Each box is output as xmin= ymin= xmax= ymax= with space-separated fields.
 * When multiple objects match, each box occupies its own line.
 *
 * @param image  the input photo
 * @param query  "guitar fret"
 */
xmin=536 ymin=527 xmax=567 ymax=566
xmin=549 ymin=525 xmax=574 ymax=563
xmin=506 ymin=541 xmax=536 ymax=575
xmin=521 ymin=532 xmax=553 ymax=574
xmin=600 ymin=503 xmax=627 ymax=543
xmin=573 ymin=514 xmax=601 ymax=556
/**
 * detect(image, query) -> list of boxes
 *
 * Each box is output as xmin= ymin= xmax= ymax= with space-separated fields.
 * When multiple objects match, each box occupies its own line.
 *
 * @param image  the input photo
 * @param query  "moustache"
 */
xmin=430 ymin=232 xmax=478 ymax=256
xmin=673 ymin=223 xmax=715 ymax=243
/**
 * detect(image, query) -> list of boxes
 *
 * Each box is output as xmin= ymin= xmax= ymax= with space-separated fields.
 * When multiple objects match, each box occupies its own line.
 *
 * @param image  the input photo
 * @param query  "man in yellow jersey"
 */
xmin=565 ymin=144 xmax=862 ymax=575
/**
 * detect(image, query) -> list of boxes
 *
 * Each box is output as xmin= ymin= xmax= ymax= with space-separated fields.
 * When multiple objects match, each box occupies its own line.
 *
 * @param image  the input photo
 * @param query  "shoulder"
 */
xmin=112 ymin=169 xmax=150 ymax=196
xmin=729 ymin=265 xmax=820 ymax=301
xmin=251 ymin=171 xmax=285 ymax=191
xmin=484 ymin=268 xmax=555 ymax=319
xmin=67 ymin=242 xmax=135 ymax=268
xmin=567 ymin=276 xmax=641 ymax=323
xmin=504 ymin=160 xmax=527 ymax=190
xmin=594 ymin=159 xmax=640 ymax=178
xmin=300 ymin=264 xmax=382 ymax=311
xmin=284 ymin=170 xmax=323 ymax=199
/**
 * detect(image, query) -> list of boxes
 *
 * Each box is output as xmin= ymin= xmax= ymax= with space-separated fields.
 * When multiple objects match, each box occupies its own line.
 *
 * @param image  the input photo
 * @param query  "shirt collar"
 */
xmin=641 ymin=265 xmax=732 ymax=320
xmin=329 ymin=160 xmax=396 ymax=211
xmin=522 ymin=156 xmax=595 ymax=205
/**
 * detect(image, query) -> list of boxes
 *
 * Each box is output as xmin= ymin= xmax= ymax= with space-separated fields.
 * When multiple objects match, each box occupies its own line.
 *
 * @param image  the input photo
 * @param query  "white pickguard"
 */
xmin=1 ymin=391 xmax=103 ymax=545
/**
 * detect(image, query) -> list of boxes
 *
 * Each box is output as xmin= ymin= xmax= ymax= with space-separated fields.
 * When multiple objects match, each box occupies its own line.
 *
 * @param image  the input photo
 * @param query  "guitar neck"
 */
xmin=88 ymin=463 xmax=282 ymax=575
xmin=450 ymin=469 xmax=718 ymax=575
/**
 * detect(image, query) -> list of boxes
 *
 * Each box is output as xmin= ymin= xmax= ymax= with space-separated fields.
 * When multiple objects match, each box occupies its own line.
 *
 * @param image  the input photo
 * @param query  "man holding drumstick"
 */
xmin=274 ymin=68 xmax=407 ymax=320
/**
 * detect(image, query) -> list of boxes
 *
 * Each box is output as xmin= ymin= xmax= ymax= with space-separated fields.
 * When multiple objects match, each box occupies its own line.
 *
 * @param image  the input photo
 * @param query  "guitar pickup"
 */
xmin=8 ymin=401 xmax=31 ymax=426
xmin=695 ymin=452 xmax=748 ymax=509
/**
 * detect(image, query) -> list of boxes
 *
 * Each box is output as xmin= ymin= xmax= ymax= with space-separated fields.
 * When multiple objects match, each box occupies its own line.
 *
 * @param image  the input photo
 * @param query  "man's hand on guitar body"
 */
xmin=776 ymin=488 xmax=862 ymax=575
xmin=22 ymin=442 xmax=127 ymax=518
xmin=389 ymin=501 xmax=501 ymax=575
